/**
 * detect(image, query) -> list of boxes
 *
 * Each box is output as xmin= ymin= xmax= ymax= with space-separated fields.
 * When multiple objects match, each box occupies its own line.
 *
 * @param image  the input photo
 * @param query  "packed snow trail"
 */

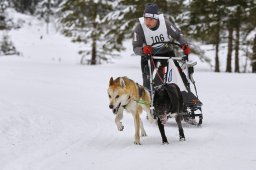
xmin=1 ymin=55 xmax=256 ymax=170
xmin=1 ymin=15 xmax=256 ymax=169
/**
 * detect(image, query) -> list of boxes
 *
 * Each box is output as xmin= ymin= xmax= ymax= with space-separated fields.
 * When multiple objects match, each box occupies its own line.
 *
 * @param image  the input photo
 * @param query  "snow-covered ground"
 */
xmin=1 ymin=13 xmax=256 ymax=170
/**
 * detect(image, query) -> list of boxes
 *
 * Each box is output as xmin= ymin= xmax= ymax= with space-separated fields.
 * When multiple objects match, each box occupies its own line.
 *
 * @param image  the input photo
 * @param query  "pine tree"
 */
xmin=243 ymin=0 xmax=256 ymax=73
xmin=11 ymin=0 xmax=39 ymax=14
xmin=36 ymin=0 xmax=61 ymax=34
xmin=225 ymin=1 xmax=237 ymax=73
xmin=226 ymin=26 xmax=233 ymax=72
xmin=104 ymin=0 xmax=153 ymax=53
xmin=233 ymin=4 xmax=244 ymax=73
xmin=224 ymin=0 xmax=255 ymax=73
xmin=252 ymin=35 xmax=256 ymax=73
xmin=187 ymin=0 xmax=255 ymax=73
xmin=188 ymin=0 xmax=226 ymax=72
xmin=228 ymin=1 xmax=255 ymax=73
xmin=0 ymin=0 xmax=9 ymax=30
xmin=0 ymin=32 xmax=19 ymax=55
xmin=59 ymin=0 xmax=112 ymax=65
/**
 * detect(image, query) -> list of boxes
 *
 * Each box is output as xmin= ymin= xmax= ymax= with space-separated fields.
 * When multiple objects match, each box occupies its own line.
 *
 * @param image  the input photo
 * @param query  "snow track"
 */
xmin=1 ymin=16 xmax=256 ymax=169
xmin=1 ymin=56 xmax=256 ymax=170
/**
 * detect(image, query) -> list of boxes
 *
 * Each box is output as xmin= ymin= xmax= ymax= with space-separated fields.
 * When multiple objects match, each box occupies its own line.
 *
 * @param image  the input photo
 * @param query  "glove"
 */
xmin=181 ymin=44 xmax=191 ymax=55
xmin=142 ymin=45 xmax=153 ymax=56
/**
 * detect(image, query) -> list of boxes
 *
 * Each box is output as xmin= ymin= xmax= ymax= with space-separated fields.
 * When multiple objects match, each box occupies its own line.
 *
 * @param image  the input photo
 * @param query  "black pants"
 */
xmin=140 ymin=52 xmax=190 ymax=92
xmin=141 ymin=56 xmax=167 ymax=91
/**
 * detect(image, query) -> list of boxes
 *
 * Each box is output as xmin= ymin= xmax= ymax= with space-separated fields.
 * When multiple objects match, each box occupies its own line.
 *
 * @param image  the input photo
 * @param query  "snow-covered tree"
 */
xmin=0 ymin=1 xmax=19 ymax=56
xmin=252 ymin=35 xmax=256 ymax=72
xmin=222 ymin=0 xmax=256 ymax=73
xmin=243 ymin=0 xmax=256 ymax=73
xmin=187 ymin=0 xmax=256 ymax=73
xmin=11 ymin=0 xmax=39 ymax=14
xmin=187 ymin=0 xmax=226 ymax=72
xmin=0 ymin=0 xmax=9 ymax=29
xmin=59 ymin=0 xmax=112 ymax=65
xmin=35 ymin=0 xmax=63 ymax=33
xmin=0 ymin=32 xmax=19 ymax=56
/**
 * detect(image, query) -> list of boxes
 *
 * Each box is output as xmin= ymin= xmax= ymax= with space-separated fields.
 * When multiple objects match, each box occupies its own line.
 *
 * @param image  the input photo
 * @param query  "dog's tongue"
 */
xmin=159 ymin=114 xmax=167 ymax=125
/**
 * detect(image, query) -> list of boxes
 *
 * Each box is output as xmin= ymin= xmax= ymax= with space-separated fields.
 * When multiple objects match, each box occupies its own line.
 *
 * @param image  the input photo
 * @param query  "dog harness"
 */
xmin=122 ymin=83 xmax=150 ymax=109
xmin=134 ymin=83 xmax=151 ymax=106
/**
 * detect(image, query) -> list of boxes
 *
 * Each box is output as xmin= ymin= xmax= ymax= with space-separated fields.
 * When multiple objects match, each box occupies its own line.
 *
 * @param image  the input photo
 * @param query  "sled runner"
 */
xmin=147 ymin=41 xmax=203 ymax=126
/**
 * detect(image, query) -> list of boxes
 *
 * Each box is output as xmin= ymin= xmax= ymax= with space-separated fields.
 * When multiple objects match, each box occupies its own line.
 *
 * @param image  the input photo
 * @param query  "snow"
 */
xmin=1 ymin=13 xmax=256 ymax=170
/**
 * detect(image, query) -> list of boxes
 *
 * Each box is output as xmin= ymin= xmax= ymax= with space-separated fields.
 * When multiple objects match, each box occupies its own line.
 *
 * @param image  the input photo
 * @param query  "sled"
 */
xmin=147 ymin=41 xmax=203 ymax=126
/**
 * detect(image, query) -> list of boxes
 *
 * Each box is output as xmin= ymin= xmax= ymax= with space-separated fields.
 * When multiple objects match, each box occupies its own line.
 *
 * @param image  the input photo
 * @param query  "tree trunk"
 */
xmin=91 ymin=37 xmax=97 ymax=65
xmin=214 ymin=15 xmax=221 ymax=72
xmin=215 ymin=42 xmax=220 ymax=72
xmin=46 ymin=0 xmax=51 ymax=34
xmin=243 ymin=42 xmax=249 ymax=73
xmin=234 ymin=26 xmax=240 ymax=73
xmin=91 ymin=22 xmax=97 ymax=65
xmin=226 ymin=26 xmax=233 ymax=72
xmin=235 ymin=6 xmax=242 ymax=73
xmin=252 ymin=34 xmax=256 ymax=73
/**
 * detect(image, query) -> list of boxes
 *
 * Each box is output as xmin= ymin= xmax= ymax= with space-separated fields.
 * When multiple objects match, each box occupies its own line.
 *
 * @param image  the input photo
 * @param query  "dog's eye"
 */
xmin=115 ymin=95 xmax=119 ymax=99
xmin=108 ymin=94 xmax=111 ymax=98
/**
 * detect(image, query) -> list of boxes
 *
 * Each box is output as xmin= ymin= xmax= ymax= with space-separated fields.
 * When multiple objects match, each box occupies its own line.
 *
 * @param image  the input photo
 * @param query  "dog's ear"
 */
xmin=109 ymin=77 xmax=114 ymax=86
xmin=119 ymin=77 xmax=126 ymax=88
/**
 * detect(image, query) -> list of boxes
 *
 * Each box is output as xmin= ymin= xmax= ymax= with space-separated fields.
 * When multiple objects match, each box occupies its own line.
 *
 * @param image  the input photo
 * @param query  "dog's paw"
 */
xmin=117 ymin=125 xmax=124 ymax=131
xmin=141 ymin=132 xmax=147 ymax=137
xmin=179 ymin=137 xmax=186 ymax=141
xmin=162 ymin=140 xmax=169 ymax=145
xmin=134 ymin=141 xmax=141 ymax=145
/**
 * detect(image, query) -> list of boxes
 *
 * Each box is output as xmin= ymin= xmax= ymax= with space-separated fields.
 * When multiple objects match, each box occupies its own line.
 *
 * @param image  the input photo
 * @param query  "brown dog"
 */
xmin=107 ymin=76 xmax=154 ymax=145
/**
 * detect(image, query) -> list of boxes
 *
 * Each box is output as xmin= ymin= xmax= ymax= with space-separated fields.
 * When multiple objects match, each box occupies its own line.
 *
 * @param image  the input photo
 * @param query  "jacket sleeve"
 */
xmin=132 ymin=23 xmax=145 ymax=56
xmin=165 ymin=20 xmax=187 ymax=45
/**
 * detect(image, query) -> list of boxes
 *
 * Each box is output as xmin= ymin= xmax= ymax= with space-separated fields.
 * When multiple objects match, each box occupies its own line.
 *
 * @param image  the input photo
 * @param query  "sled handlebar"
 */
xmin=151 ymin=41 xmax=182 ymax=48
xmin=151 ymin=56 xmax=184 ymax=61
xmin=149 ymin=41 xmax=188 ymax=61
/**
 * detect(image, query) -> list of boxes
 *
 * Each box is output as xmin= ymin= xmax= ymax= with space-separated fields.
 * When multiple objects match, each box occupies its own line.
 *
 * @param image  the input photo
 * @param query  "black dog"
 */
xmin=153 ymin=83 xmax=185 ymax=144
